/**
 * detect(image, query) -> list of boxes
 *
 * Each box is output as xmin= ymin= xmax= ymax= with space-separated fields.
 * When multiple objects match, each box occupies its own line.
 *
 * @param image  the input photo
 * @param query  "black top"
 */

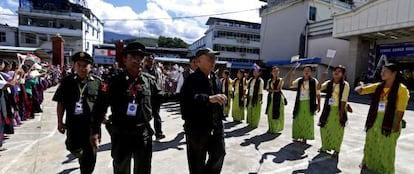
xmin=92 ymin=70 xmax=157 ymax=134
xmin=52 ymin=74 xmax=102 ymax=129
xmin=180 ymin=68 xmax=224 ymax=135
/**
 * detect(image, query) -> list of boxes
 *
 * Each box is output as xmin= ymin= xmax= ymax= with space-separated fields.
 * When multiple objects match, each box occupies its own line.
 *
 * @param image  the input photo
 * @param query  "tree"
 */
xmin=157 ymin=36 xmax=188 ymax=48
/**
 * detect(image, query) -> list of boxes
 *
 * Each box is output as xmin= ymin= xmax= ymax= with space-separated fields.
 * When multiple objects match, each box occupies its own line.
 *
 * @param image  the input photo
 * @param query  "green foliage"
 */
xmin=157 ymin=36 xmax=188 ymax=48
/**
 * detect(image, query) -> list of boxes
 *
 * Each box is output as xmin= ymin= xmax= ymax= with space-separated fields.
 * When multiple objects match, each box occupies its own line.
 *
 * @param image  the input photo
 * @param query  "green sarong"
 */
xmin=292 ymin=100 xmax=315 ymax=140
xmin=231 ymin=93 xmax=245 ymax=121
xmin=320 ymin=106 xmax=344 ymax=152
xmin=247 ymin=96 xmax=262 ymax=128
xmin=362 ymin=112 xmax=401 ymax=174
xmin=267 ymin=95 xmax=285 ymax=133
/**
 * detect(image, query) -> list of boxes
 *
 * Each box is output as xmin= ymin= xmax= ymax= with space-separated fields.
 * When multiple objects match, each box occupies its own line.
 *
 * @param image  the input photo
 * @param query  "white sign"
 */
xmin=326 ymin=49 xmax=337 ymax=58
xmin=291 ymin=55 xmax=300 ymax=62
xmin=226 ymin=62 xmax=232 ymax=68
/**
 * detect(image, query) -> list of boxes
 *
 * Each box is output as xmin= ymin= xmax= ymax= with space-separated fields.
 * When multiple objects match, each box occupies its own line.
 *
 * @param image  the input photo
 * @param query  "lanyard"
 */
xmin=78 ymin=82 xmax=88 ymax=100
xmin=380 ymin=89 xmax=390 ymax=101
xmin=128 ymin=77 xmax=140 ymax=103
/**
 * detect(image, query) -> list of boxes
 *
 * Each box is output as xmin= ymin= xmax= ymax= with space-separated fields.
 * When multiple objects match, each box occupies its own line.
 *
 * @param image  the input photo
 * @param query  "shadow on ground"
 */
xmin=61 ymin=153 xmax=76 ymax=164
xmin=240 ymin=132 xmax=281 ymax=150
xmin=292 ymin=152 xmax=341 ymax=174
xmin=98 ymin=143 xmax=112 ymax=152
xmin=57 ymin=167 xmax=79 ymax=174
xmin=259 ymin=142 xmax=311 ymax=164
xmin=225 ymin=125 xmax=255 ymax=138
xmin=153 ymin=132 xmax=186 ymax=152
xmin=224 ymin=121 xmax=242 ymax=130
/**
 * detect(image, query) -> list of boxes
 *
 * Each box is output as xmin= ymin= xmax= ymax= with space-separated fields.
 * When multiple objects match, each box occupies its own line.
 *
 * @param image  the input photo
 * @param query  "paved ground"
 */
xmin=0 ymin=86 xmax=413 ymax=174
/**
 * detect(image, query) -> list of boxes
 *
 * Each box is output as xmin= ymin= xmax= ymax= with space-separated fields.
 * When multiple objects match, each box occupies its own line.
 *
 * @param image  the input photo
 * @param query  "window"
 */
xmin=48 ymin=20 xmax=54 ymax=27
xmin=0 ymin=32 xmax=6 ymax=42
xmin=24 ymin=33 xmax=36 ymax=44
xmin=309 ymin=6 xmax=317 ymax=21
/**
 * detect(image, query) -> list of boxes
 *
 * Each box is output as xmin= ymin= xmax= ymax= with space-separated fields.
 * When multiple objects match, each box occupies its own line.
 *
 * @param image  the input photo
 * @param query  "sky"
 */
xmin=0 ymin=0 xmax=265 ymax=43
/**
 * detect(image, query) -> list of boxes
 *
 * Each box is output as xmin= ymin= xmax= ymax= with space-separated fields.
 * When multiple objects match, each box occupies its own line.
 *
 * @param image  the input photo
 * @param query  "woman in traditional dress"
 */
xmin=232 ymin=69 xmax=246 ymax=122
xmin=266 ymin=66 xmax=285 ymax=133
xmin=317 ymin=65 xmax=350 ymax=157
xmin=289 ymin=65 xmax=321 ymax=144
xmin=221 ymin=70 xmax=233 ymax=118
xmin=357 ymin=63 xmax=410 ymax=174
xmin=246 ymin=68 xmax=264 ymax=128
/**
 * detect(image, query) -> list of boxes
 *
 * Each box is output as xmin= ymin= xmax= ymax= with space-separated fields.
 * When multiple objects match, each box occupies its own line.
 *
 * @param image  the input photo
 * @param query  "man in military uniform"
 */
xmin=91 ymin=42 xmax=156 ymax=174
xmin=180 ymin=48 xmax=227 ymax=174
xmin=143 ymin=55 xmax=165 ymax=140
xmin=52 ymin=52 xmax=102 ymax=174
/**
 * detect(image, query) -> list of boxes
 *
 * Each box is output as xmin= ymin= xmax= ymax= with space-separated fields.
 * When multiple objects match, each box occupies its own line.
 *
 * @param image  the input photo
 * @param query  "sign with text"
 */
xmin=379 ymin=44 xmax=414 ymax=58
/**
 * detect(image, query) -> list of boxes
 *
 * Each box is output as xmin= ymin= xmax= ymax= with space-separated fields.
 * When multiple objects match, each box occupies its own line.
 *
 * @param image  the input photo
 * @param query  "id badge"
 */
xmin=378 ymin=102 xmax=386 ymax=112
xmin=328 ymin=98 xmax=335 ymax=106
xmin=74 ymin=102 xmax=84 ymax=115
xmin=127 ymin=103 xmax=138 ymax=116
xmin=300 ymin=92 xmax=306 ymax=99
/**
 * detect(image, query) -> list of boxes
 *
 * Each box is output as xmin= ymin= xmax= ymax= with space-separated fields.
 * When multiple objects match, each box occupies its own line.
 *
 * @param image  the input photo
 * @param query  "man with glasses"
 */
xmin=91 ymin=42 xmax=156 ymax=174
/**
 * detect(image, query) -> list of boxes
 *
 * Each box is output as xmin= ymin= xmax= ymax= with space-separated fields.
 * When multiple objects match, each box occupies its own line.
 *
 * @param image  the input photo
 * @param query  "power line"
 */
xmin=102 ymin=8 xmax=259 ymax=21
xmin=0 ymin=8 xmax=259 ymax=21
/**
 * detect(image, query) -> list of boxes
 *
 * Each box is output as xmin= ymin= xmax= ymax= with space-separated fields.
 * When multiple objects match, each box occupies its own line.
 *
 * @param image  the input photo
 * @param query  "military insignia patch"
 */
xmin=101 ymin=83 xmax=108 ymax=92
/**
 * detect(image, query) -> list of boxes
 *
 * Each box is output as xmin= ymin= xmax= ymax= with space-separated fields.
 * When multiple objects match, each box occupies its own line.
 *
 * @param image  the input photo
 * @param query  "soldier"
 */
xmin=91 ymin=42 xmax=156 ymax=174
xmin=143 ymin=55 xmax=165 ymax=140
xmin=52 ymin=52 xmax=102 ymax=174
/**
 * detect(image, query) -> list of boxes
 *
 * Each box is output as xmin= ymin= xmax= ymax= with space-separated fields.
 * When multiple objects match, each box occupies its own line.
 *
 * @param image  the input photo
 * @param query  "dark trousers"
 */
xmin=185 ymin=133 xmax=226 ymax=174
xmin=66 ymin=129 xmax=97 ymax=174
xmin=152 ymin=101 xmax=163 ymax=136
xmin=111 ymin=127 xmax=152 ymax=174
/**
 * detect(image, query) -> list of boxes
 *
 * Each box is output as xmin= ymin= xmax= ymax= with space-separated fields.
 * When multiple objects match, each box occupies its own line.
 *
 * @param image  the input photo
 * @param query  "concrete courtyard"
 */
xmin=0 ymin=87 xmax=413 ymax=174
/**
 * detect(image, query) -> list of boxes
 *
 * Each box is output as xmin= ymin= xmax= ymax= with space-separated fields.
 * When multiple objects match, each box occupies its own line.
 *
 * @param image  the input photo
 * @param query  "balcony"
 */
xmin=18 ymin=7 xmax=83 ymax=20
xmin=219 ymin=51 xmax=260 ymax=60
xmin=19 ymin=25 xmax=82 ymax=37
xmin=260 ymin=0 xmax=352 ymax=15
xmin=209 ymin=24 xmax=261 ymax=33
xmin=212 ymin=38 xmax=261 ymax=48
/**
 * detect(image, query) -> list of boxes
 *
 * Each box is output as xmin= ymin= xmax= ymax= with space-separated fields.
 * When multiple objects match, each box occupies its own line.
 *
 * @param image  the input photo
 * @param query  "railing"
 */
xmin=260 ymin=0 xmax=352 ymax=15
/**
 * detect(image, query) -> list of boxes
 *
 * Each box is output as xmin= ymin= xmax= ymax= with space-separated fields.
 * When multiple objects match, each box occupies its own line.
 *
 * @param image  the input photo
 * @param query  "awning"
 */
xmin=228 ymin=62 xmax=254 ymax=69
xmin=265 ymin=57 xmax=322 ymax=66
xmin=154 ymin=57 xmax=228 ymax=65
xmin=0 ymin=46 xmax=51 ymax=62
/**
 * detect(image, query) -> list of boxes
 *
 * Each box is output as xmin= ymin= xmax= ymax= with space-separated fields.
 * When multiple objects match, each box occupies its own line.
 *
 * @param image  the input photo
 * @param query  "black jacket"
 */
xmin=180 ymin=68 xmax=224 ymax=135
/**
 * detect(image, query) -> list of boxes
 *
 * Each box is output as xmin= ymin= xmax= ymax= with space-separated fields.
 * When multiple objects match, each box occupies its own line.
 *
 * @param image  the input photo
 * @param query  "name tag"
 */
xmin=300 ymin=92 xmax=306 ymax=99
xmin=74 ymin=102 xmax=84 ymax=115
xmin=378 ymin=102 xmax=386 ymax=112
xmin=127 ymin=103 xmax=138 ymax=116
xmin=328 ymin=98 xmax=335 ymax=106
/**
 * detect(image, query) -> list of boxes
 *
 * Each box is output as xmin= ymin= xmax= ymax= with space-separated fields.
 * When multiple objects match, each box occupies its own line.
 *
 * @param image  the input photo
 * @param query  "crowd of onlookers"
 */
xmin=90 ymin=62 xmax=187 ymax=96
xmin=0 ymin=59 xmax=62 ymax=151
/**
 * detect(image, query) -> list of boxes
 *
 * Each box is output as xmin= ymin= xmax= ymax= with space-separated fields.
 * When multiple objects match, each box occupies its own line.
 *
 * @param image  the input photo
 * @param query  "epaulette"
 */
xmin=90 ymin=74 xmax=103 ymax=81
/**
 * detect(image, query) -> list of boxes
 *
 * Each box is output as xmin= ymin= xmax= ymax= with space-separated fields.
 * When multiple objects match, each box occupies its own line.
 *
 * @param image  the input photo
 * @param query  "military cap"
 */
xmin=123 ymin=42 xmax=151 ymax=56
xmin=72 ymin=51 xmax=93 ymax=64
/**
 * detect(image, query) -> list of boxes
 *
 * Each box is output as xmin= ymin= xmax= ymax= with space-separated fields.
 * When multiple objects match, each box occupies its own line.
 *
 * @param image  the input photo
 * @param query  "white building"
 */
xmin=17 ymin=0 xmax=104 ymax=56
xmin=332 ymin=0 xmax=414 ymax=90
xmin=189 ymin=17 xmax=261 ymax=69
xmin=259 ymin=0 xmax=368 ymax=87
xmin=0 ymin=24 xmax=18 ymax=47
xmin=259 ymin=0 xmax=359 ymax=61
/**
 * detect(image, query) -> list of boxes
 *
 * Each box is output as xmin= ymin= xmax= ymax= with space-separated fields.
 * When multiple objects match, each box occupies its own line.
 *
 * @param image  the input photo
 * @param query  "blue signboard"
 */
xmin=379 ymin=44 xmax=414 ymax=58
